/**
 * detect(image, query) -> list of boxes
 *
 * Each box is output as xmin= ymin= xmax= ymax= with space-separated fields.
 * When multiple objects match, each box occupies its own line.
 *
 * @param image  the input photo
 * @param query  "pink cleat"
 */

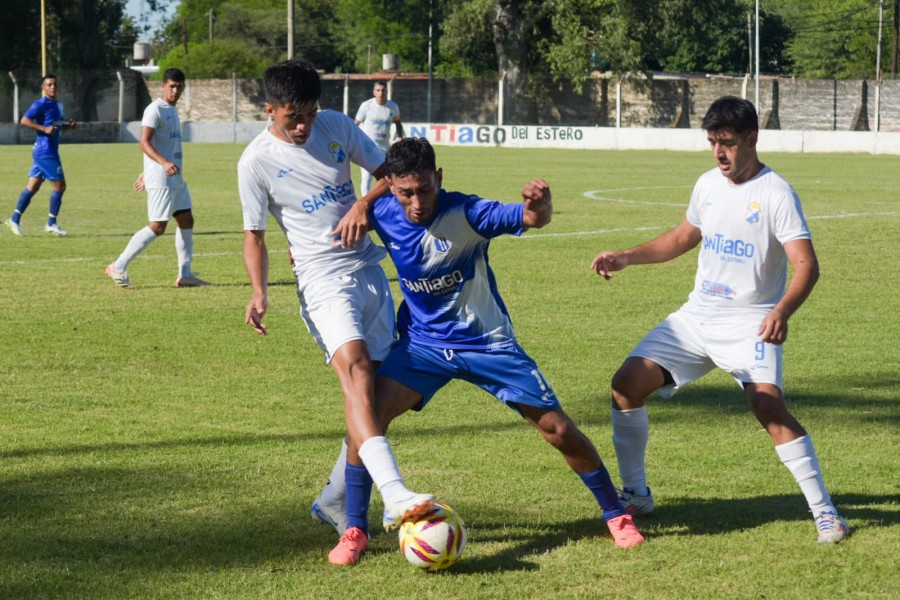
xmin=328 ymin=526 xmax=368 ymax=566
xmin=607 ymin=514 xmax=645 ymax=548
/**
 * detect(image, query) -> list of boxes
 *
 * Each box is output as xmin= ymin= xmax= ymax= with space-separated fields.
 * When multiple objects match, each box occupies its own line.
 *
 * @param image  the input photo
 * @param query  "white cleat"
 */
xmin=45 ymin=223 xmax=68 ymax=236
xmin=618 ymin=487 xmax=655 ymax=516
xmin=311 ymin=496 xmax=349 ymax=536
xmin=4 ymin=219 xmax=24 ymax=237
xmin=382 ymin=493 xmax=436 ymax=531
xmin=175 ymin=275 xmax=211 ymax=287
xmin=815 ymin=511 xmax=850 ymax=543
xmin=105 ymin=263 xmax=132 ymax=289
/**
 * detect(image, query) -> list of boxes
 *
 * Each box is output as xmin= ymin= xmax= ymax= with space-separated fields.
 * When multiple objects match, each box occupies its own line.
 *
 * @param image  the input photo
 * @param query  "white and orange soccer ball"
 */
xmin=398 ymin=502 xmax=467 ymax=571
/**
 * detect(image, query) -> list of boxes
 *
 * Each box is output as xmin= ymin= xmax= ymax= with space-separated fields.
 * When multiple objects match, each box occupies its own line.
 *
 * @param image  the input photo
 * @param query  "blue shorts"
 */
xmin=376 ymin=338 xmax=561 ymax=413
xmin=28 ymin=156 xmax=64 ymax=182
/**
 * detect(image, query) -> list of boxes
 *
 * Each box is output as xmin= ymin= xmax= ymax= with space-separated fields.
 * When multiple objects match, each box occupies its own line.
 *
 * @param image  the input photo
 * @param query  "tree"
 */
xmin=330 ymin=0 xmax=435 ymax=74
xmin=1 ymin=0 xmax=141 ymax=72
xmin=154 ymin=0 xmax=341 ymax=77
xmin=771 ymin=0 xmax=885 ymax=79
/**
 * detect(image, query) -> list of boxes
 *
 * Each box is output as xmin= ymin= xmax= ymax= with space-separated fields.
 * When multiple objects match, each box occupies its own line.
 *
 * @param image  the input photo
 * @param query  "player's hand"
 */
xmin=591 ymin=251 xmax=627 ymax=280
xmin=44 ymin=125 xmax=57 ymax=135
xmin=162 ymin=160 xmax=180 ymax=177
xmin=288 ymin=247 xmax=295 ymax=267
xmin=521 ymin=179 xmax=551 ymax=205
xmin=758 ymin=309 xmax=789 ymax=345
xmin=332 ymin=201 xmax=370 ymax=248
xmin=245 ymin=297 xmax=269 ymax=336
xmin=133 ymin=172 xmax=145 ymax=192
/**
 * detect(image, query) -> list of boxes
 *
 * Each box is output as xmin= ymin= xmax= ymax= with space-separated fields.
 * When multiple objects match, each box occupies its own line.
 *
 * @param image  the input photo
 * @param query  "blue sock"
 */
xmin=346 ymin=463 xmax=373 ymax=533
xmin=13 ymin=189 xmax=35 ymax=224
xmin=578 ymin=465 xmax=626 ymax=521
xmin=48 ymin=190 xmax=63 ymax=226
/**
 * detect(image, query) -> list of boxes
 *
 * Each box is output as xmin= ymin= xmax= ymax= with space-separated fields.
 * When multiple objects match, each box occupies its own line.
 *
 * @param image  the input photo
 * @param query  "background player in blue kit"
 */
xmin=323 ymin=138 xmax=645 ymax=564
xmin=591 ymin=96 xmax=849 ymax=544
xmin=5 ymin=74 xmax=76 ymax=237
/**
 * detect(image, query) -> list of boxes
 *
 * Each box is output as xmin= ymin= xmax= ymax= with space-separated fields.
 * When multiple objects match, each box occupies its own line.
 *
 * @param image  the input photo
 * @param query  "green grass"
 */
xmin=1 ymin=143 xmax=898 ymax=599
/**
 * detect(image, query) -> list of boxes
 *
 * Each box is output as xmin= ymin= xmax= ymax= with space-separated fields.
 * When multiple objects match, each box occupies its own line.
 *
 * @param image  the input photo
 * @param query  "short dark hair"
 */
xmin=264 ymin=59 xmax=322 ymax=107
xmin=162 ymin=68 xmax=186 ymax=84
xmin=373 ymin=81 xmax=387 ymax=88
xmin=386 ymin=138 xmax=437 ymax=177
xmin=41 ymin=74 xmax=57 ymax=84
xmin=701 ymin=95 xmax=758 ymax=135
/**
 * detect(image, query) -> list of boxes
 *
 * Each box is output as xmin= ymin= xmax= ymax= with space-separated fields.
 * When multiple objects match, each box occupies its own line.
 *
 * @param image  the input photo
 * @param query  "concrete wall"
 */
xmin=5 ymin=72 xmax=900 ymax=133
xmin=6 ymin=120 xmax=900 ymax=155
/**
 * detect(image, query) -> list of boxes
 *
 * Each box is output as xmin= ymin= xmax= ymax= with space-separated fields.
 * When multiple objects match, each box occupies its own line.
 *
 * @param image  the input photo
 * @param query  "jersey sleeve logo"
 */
xmin=328 ymin=142 xmax=346 ymax=163
xmin=745 ymin=202 xmax=761 ymax=224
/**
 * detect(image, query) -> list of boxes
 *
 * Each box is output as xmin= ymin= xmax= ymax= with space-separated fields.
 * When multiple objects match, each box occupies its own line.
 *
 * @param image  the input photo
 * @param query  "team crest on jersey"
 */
xmin=328 ymin=142 xmax=346 ymax=163
xmin=745 ymin=202 xmax=761 ymax=224
xmin=434 ymin=236 xmax=452 ymax=253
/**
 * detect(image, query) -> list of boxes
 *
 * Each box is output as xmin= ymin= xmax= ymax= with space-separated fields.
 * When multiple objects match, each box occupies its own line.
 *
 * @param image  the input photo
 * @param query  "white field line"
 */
xmin=1 ymin=211 xmax=898 ymax=265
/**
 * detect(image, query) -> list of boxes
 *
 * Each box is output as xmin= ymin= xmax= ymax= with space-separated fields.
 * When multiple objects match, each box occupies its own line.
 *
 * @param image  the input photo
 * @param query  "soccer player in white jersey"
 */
xmin=237 ymin=59 xmax=434 ymax=566
xmin=355 ymin=81 xmax=403 ymax=196
xmin=106 ymin=68 xmax=209 ymax=289
xmin=591 ymin=95 xmax=849 ymax=544
xmin=320 ymin=138 xmax=645 ymax=562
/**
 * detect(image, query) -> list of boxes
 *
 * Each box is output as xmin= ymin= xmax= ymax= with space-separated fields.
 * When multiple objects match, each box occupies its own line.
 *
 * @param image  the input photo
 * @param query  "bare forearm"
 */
xmin=243 ymin=232 xmax=269 ymax=297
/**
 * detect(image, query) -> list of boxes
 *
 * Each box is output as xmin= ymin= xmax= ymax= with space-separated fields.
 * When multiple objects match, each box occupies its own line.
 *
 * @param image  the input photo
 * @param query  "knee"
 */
xmin=149 ymin=221 xmax=167 ymax=236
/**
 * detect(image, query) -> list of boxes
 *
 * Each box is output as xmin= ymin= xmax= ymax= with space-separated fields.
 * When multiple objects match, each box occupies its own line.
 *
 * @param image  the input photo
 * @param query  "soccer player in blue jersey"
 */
xmin=5 ymin=74 xmax=76 ymax=237
xmin=322 ymin=138 xmax=645 ymax=565
xmin=592 ymin=96 xmax=849 ymax=543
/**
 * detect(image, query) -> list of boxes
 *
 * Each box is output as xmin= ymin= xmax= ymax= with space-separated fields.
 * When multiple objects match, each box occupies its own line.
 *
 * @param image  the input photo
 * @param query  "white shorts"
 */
xmin=298 ymin=265 xmax=396 ymax=364
xmin=147 ymin=183 xmax=192 ymax=221
xmin=629 ymin=309 xmax=783 ymax=398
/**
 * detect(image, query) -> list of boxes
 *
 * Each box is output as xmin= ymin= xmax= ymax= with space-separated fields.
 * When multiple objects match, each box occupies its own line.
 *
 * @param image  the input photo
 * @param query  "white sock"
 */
xmin=611 ymin=405 xmax=650 ymax=496
xmin=115 ymin=226 xmax=158 ymax=270
xmin=775 ymin=435 xmax=834 ymax=516
xmin=358 ymin=436 xmax=410 ymax=504
xmin=319 ymin=439 xmax=348 ymax=506
xmin=175 ymin=228 xmax=193 ymax=278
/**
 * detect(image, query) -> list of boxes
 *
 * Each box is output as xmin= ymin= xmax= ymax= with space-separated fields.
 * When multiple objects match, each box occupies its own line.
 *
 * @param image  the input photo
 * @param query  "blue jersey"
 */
xmin=371 ymin=190 xmax=525 ymax=350
xmin=24 ymin=96 xmax=64 ymax=160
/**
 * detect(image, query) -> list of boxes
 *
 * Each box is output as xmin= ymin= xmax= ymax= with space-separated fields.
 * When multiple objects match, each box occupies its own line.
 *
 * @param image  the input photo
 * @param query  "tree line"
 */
xmin=3 ymin=0 xmax=896 ymax=121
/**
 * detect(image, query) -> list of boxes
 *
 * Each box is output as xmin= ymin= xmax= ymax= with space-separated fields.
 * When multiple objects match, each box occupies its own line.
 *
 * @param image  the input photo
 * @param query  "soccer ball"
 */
xmin=398 ymin=502 xmax=467 ymax=571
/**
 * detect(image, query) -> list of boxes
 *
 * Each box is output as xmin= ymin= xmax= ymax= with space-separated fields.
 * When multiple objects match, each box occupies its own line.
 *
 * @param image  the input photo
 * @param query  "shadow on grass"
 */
xmin=581 ymin=381 xmax=900 ymax=426
xmin=424 ymin=491 xmax=900 ymax=574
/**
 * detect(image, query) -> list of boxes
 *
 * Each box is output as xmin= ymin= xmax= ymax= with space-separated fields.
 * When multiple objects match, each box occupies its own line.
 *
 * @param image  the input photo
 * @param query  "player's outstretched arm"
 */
xmin=521 ymin=179 xmax=552 ymax=229
xmin=243 ymin=230 xmax=270 ymax=336
xmin=592 ymin=218 xmax=701 ymax=280
xmin=332 ymin=165 xmax=390 ymax=248
xmin=758 ymin=238 xmax=819 ymax=345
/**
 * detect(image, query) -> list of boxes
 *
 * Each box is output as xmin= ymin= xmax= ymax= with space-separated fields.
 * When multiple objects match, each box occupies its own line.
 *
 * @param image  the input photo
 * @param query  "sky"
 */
xmin=125 ymin=0 xmax=179 ymax=40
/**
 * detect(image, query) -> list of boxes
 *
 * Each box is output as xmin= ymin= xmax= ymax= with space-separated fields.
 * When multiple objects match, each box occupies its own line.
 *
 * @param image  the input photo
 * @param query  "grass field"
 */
xmin=0 ymin=142 xmax=898 ymax=599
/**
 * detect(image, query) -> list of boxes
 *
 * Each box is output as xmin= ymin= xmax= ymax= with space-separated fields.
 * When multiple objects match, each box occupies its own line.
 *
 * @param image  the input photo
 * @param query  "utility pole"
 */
xmin=41 ymin=0 xmax=47 ymax=74
xmin=183 ymin=16 xmax=189 ymax=56
xmin=208 ymin=9 xmax=214 ymax=45
xmin=287 ymin=0 xmax=294 ymax=59
xmin=892 ymin=0 xmax=898 ymax=78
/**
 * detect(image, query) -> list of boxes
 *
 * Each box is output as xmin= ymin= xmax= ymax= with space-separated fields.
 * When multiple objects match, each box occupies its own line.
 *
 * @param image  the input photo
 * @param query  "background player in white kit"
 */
xmin=237 ymin=60 xmax=433 ymax=565
xmin=591 ymin=95 xmax=849 ymax=544
xmin=106 ymin=68 xmax=209 ymax=289
xmin=355 ymin=81 xmax=403 ymax=195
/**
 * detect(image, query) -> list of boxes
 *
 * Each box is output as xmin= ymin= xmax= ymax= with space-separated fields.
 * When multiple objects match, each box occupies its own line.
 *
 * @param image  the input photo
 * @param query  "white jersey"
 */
xmin=141 ymin=98 xmax=184 ymax=189
xmin=682 ymin=165 xmax=811 ymax=319
xmin=355 ymin=98 xmax=400 ymax=149
xmin=238 ymin=109 xmax=388 ymax=290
